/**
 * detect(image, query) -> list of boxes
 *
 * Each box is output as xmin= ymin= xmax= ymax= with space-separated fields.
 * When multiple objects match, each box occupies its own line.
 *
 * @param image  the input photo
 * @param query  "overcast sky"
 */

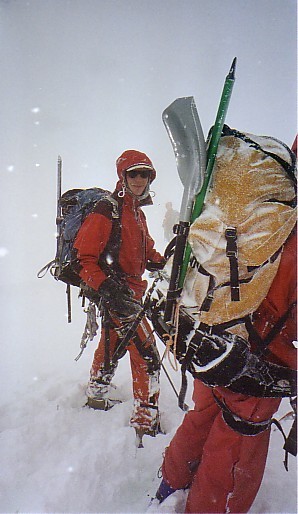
xmin=0 ymin=0 xmax=296 ymax=430
xmin=0 ymin=5 xmax=297 ymax=509
xmin=0 ymin=0 xmax=297 ymax=287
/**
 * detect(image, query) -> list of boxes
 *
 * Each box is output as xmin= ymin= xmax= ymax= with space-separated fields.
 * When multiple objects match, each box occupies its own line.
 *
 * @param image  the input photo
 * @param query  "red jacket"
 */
xmin=251 ymin=228 xmax=297 ymax=369
xmin=162 ymin=231 xmax=297 ymax=514
xmin=74 ymin=190 xmax=163 ymax=299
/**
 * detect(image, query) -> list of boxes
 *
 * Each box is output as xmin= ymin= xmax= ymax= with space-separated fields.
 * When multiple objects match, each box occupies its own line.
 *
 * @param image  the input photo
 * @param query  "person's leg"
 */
xmin=86 ymin=322 xmax=120 ymax=408
xmin=161 ymin=381 xmax=220 ymax=491
xmin=127 ymin=317 xmax=161 ymax=432
xmin=185 ymin=390 xmax=281 ymax=513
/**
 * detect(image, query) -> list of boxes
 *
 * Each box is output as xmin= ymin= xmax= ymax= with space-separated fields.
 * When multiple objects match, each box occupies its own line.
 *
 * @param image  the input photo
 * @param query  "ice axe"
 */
xmin=163 ymin=58 xmax=237 ymax=324
xmin=179 ymin=58 xmax=237 ymax=288
xmin=163 ymin=96 xmax=206 ymax=323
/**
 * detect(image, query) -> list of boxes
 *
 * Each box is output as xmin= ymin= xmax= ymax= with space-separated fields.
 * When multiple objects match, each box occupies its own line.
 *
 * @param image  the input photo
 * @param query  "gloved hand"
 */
xmin=146 ymin=258 xmax=166 ymax=272
xmin=191 ymin=330 xmax=228 ymax=367
xmin=98 ymin=277 xmax=142 ymax=319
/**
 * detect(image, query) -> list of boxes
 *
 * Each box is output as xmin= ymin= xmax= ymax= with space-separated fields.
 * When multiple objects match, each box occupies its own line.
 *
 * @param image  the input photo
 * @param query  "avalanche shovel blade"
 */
xmin=162 ymin=97 xmax=206 ymax=222
xmin=162 ymin=97 xmax=206 ymax=323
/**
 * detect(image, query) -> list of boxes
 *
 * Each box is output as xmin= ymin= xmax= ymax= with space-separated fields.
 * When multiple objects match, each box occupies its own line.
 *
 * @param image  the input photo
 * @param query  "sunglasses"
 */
xmin=126 ymin=169 xmax=151 ymax=179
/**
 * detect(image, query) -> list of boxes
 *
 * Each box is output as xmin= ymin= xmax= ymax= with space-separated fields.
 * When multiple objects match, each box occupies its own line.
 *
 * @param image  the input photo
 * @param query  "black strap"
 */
xmin=102 ymin=307 xmax=111 ymax=372
xmin=178 ymin=326 xmax=207 ymax=411
xmin=247 ymin=245 xmax=283 ymax=273
xmin=111 ymin=299 xmax=150 ymax=365
xmin=261 ymin=302 xmax=297 ymax=353
xmin=98 ymin=195 xmax=124 ymax=279
xmin=189 ymin=257 xmax=216 ymax=312
xmin=225 ymin=227 xmax=240 ymax=301
xmin=213 ymin=391 xmax=273 ymax=435
xmin=200 ymin=275 xmax=216 ymax=312
xmin=139 ymin=402 xmax=159 ymax=410
xmin=283 ymin=416 xmax=297 ymax=460
xmin=164 ymin=236 xmax=177 ymax=260
xmin=246 ymin=302 xmax=297 ymax=357
xmin=178 ymin=361 xmax=190 ymax=411
xmin=189 ymin=237 xmax=284 ymax=312
xmin=216 ymin=401 xmax=295 ymax=471
xmin=66 ymin=284 xmax=71 ymax=323
xmin=283 ymin=397 xmax=297 ymax=469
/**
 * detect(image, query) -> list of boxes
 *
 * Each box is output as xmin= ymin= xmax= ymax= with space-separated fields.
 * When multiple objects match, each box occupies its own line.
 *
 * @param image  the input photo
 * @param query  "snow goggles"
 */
xmin=126 ymin=169 xmax=151 ymax=179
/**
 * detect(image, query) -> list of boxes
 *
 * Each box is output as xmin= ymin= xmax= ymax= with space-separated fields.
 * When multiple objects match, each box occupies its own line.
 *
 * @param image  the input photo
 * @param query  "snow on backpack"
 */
xmin=183 ymin=126 xmax=296 ymax=340
xmin=151 ymin=128 xmax=296 ymax=360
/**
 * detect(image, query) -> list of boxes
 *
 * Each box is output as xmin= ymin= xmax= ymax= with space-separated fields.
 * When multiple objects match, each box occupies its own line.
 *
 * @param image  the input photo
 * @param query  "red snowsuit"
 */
xmin=74 ymin=189 xmax=162 ymax=298
xmin=161 ymin=229 xmax=297 ymax=513
xmin=74 ymin=150 xmax=164 ymax=430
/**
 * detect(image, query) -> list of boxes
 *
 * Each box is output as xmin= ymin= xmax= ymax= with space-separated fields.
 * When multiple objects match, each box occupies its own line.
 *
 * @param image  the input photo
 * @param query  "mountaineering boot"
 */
xmin=155 ymin=478 xmax=177 ymax=503
xmin=86 ymin=375 xmax=123 ymax=410
xmin=86 ymin=397 xmax=122 ymax=410
xmin=135 ymin=417 xmax=164 ymax=448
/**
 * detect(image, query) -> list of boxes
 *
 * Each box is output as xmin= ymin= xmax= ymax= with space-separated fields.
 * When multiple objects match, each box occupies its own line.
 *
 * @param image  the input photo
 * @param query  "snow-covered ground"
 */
xmin=0 ymin=280 xmax=296 ymax=514
xmin=1 ymin=2 xmax=297 ymax=512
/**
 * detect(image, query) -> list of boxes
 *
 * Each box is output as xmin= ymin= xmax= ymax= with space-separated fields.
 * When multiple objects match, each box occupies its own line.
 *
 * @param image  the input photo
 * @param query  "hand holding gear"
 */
xmin=98 ymin=277 xmax=142 ymax=319
xmin=146 ymin=258 xmax=166 ymax=272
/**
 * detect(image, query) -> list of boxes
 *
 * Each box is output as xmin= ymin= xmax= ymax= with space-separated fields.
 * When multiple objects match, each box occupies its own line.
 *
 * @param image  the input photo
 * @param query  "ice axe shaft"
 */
xmin=179 ymin=57 xmax=237 ymax=288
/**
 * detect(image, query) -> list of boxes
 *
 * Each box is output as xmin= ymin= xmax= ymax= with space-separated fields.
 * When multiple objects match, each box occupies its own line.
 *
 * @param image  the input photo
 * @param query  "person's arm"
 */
xmin=252 ymin=230 xmax=297 ymax=369
xmin=74 ymin=211 xmax=112 ymax=290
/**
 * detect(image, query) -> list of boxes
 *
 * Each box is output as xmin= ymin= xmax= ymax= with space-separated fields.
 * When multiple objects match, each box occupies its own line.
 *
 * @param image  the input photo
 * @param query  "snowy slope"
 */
xmin=0 ymin=283 xmax=296 ymax=513
xmin=0 ymin=1 xmax=297 ymax=512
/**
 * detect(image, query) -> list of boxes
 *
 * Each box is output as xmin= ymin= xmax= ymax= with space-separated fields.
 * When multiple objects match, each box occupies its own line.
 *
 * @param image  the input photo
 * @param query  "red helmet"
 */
xmin=116 ymin=150 xmax=156 ymax=182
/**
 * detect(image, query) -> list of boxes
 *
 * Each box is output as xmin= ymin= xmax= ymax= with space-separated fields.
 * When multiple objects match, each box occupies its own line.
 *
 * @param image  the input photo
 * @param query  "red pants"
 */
xmin=162 ymin=380 xmax=281 ymax=513
xmin=89 ymin=315 xmax=160 ymax=429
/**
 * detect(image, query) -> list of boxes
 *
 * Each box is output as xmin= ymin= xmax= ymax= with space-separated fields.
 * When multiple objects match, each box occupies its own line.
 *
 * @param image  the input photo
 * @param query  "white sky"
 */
xmin=0 ymin=0 xmax=297 ymax=286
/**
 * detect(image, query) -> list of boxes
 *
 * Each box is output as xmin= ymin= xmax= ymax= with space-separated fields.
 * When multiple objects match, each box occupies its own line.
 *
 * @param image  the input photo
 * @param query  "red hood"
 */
xmin=116 ymin=150 xmax=156 ymax=182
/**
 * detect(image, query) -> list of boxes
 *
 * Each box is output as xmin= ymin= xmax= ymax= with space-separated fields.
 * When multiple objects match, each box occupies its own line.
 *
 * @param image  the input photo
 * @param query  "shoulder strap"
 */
xmin=248 ymin=302 xmax=297 ymax=357
xmin=98 ymin=195 xmax=124 ymax=278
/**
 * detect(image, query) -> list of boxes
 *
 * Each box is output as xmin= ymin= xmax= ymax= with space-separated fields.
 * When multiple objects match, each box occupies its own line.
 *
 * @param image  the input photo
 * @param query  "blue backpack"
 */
xmin=38 ymin=187 xmax=122 ymax=321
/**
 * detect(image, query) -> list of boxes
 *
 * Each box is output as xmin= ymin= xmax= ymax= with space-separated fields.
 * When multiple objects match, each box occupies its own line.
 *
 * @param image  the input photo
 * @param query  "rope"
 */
xmin=74 ymin=302 xmax=99 ymax=361
xmin=163 ymin=300 xmax=181 ymax=371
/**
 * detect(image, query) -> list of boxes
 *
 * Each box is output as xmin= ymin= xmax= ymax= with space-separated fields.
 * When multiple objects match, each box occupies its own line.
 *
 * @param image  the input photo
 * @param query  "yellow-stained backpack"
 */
xmin=183 ymin=126 xmax=296 ymax=340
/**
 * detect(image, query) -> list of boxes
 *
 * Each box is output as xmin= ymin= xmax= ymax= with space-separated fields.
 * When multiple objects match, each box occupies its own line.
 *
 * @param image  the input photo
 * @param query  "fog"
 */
xmin=1 ymin=0 xmax=296 ymax=286
xmin=0 ymin=1 xmax=297 ymax=511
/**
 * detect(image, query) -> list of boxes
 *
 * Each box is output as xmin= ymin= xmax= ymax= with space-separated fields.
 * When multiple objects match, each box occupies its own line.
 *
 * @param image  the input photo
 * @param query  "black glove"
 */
xmin=79 ymin=282 xmax=102 ymax=304
xmin=98 ymin=277 xmax=142 ymax=319
xmin=146 ymin=258 xmax=166 ymax=272
xmin=191 ymin=331 xmax=227 ymax=367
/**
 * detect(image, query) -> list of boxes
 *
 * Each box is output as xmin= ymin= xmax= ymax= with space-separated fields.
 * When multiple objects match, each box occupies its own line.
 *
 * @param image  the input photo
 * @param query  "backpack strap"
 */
xmin=213 ymin=390 xmax=297 ymax=470
xmin=225 ymin=227 xmax=240 ymax=301
xmin=212 ymin=390 xmax=274 ymax=435
xmin=246 ymin=301 xmax=297 ymax=357
xmin=178 ymin=322 xmax=213 ymax=410
xmin=101 ymin=304 xmax=111 ymax=371
xmin=283 ymin=397 xmax=297 ymax=470
xmin=189 ymin=256 xmax=216 ymax=311
xmin=95 ymin=195 xmax=124 ymax=280
xmin=37 ymin=259 xmax=56 ymax=278
xmin=191 ymin=244 xmax=284 ymax=313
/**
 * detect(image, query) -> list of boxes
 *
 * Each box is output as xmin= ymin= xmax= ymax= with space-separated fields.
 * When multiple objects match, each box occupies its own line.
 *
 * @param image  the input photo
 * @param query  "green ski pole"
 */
xmin=179 ymin=57 xmax=237 ymax=288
